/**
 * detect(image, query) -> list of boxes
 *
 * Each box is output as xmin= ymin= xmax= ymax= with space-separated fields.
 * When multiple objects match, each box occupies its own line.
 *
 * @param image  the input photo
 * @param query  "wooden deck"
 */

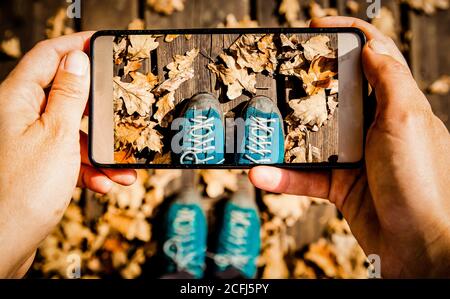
xmin=1 ymin=0 xmax=449 ymax=260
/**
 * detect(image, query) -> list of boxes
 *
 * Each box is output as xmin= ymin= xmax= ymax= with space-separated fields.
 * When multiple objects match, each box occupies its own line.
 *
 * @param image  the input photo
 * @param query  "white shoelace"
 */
xmin=180 ymin=115 xmax=224 ymax=164
xmin=163 ymin=208 xmax=204 ymax=274
xmin=244 ymin=116 xmax=276 ymax=164
xmin=209 ymin=209 xmax=253 ymax=271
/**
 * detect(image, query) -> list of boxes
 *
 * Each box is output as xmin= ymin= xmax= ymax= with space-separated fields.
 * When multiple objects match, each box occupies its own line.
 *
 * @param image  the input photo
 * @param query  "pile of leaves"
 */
xmin=207 ymin=33 xmax=338 ymax=163
xmin=113 ymin=35 xmax=199 ymax=163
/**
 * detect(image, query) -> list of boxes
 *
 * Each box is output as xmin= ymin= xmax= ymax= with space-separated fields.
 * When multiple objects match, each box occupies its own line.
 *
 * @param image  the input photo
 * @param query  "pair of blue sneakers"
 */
xmin=162 ymin=185 xmax=260 ymax=279
xmin=171 ymin=93 xmax=285 ymax=165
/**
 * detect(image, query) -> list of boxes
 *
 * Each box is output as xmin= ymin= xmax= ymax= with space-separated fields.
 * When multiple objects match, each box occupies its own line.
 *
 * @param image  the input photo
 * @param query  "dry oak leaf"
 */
xmin=308 ymin=1 xmax=338 ymax=18
xmin=151 ymin=152 xmax=172 ymax=164
xmin=164 ymin=34 xmax=179 ymax=42
xmin=130 ymin=71 xmax=159 ymax=90
xmin=346 ymin=0 xmax=360 ymax=14
xmin=154 ymin=91 xmax=176 ymax=126
xmin=0 ymin=35 xmax=21 ymax=58
xmin=230 ymin=34 xmax=278 ymax=74
xmin=289 ymin=89 xmax=328 ymax=127
xmin=279 ymin=54 xmax=305 ymax=77
xmin=147 ymin=0 xmax=186 ymax=15
xmin=200 ymin=170 xmax=238 ymax=198
xmin=124 ymin=60 xmax=143 ymax=75
xmin=428 ymin=75 xmax=450 ymax=95
xmin=128 ymin=35 xmax=159 ymax=61
xmin=218 ymin=14 xmax=259 ymax=28
xmin=115 ymin=121 xmax=163 ymax=153
xmin=104 ymin=208 xmax=151 ymax=242
xmin=113 ymin=76 xmax=155 ymax=116
xmin=301 ymin=35 xmax=334 ymax=61
xmin=279 ymin=0 xmax=301 ymax=26
xmin=155 ymin=48 xmax=199 ymax=94
xmin=208 ymin=53 xmax=257 ymax=100
xmin=263 ymin=194 xmax=312 ymax=227
xmin=114 ymin=37 xmax=128 ymax=65
xmin=304 ymin=238 xmax=342 ymax=277
xmin=301 ymin=55 xmax=338 ymax=95
xmin=128 ymin=18 xmax=145 ymax=30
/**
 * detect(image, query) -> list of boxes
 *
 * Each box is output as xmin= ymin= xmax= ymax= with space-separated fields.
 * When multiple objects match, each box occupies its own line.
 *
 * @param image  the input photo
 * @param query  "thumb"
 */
xmin=362 ymin=39 xmax=429 ymax=116
xmin=45 ymin=50 xmax=90 ymax=132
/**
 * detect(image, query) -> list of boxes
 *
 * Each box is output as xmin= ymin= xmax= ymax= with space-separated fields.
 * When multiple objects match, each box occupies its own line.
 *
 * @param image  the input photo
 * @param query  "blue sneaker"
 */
xmin=214 ymin=179 xmax=261 ymax=278
xmin=172 ymin=93 xmax=225 ymax=164
xmin=163 ymin=189 xmax=207 ymax=279
xmin=236 ymin=96 xmax=285 ymax=164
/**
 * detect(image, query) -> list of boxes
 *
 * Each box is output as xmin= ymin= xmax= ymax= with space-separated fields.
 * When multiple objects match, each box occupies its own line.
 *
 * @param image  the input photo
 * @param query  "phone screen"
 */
xmin=90 ymin=29 xmax=365 ymax=168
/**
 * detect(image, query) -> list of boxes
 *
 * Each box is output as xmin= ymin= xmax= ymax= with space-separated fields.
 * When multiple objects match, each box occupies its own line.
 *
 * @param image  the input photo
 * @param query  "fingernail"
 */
xmin=64 ymin=50 xmax=88 ymax=76
xmin=254 ymin=166 xmax=282 ymax=191
xmin=368 ymin=39 xmax=391 ymax=56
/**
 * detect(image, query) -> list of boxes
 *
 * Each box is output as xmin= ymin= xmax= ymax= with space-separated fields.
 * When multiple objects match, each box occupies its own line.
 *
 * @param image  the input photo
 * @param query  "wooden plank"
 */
xmin=409 ymin=10 xmax=450 ymax=128
xmin=145 ymin=0 xmax=249 ymax=29
xmin=81 ymin=0 xmax=139 ymax=30
xmin=254 ymin=0 xmax=279 ymax=27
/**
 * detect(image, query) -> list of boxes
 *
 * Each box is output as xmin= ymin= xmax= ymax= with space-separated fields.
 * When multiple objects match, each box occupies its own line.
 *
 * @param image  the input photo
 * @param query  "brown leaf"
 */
xmin=128 ymin=18 xmax=145 ymax=30
xmin=289 ymin=89 xmax=328 ymax=127
xmin=301 ymin=35 xmax=333 ymax=61
xmin=279 ymin=0 xmax=301 ymax=26
xmin=428 ymin=75 xmax=450 ymax=95
xmin=200 ymin=170 xmax=238 ymax=198
xmin=208 ymin=53 xmax=257 ymax=99
xmin=124 ymin=60 xmax=143 ymax=75
xmin=218 ymin=14 xmax=259 ymax=28
xmin=229 ymin=34 xmax=278 ymax=74
xmin=153 ymin=91 xmax=176 ymax=126
xmin=113 ymin=76 xmax=155 ymax=116
xmin=164 ymin=34 xmax=179 ymax=42
xmin=308 ymin=1 xmax=338 ymax=18
xmin=155 ymin=48 xmax=199 ymax=94
xmin=147 ymin=0 xmax=186 ymax=15
xmin=0 ymin=33 xmax=21 ymax=58
xmin=115 ymin=121 xmax=163 ymax=153
xmin=128 ymin=35 xmax=159 ymax=61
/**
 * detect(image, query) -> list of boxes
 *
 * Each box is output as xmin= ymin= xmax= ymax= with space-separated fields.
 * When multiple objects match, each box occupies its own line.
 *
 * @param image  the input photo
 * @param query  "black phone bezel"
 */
xmin=89 ymin=27 xmax=368 ymax=170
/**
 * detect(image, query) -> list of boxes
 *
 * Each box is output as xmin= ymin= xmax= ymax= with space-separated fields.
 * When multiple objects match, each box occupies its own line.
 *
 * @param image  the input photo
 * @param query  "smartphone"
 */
xmin=89 ymin=28 xmax=367 ymax=169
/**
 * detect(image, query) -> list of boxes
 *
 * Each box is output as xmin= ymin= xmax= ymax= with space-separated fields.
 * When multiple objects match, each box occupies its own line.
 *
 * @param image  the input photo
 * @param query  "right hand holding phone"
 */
xmin=249 ymin=17 xmax=450 ymax=278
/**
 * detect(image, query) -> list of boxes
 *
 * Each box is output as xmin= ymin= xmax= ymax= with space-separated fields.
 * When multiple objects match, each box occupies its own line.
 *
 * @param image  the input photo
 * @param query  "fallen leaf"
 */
xmin=308 ymin=1 xmax=338 ymax=18
xmin=147 ymin=0 xmax=186 ymax=15
xmin=113 ymin=76 xmax=155 ymax=116
xmin=164 ymin=34 xmax=179 ymax=42
xmin=402 ymin=0 xmax=449 ymax=15
xmin=301 ymin=35 xmax=333 ymax=61
xmin=229 ymin=34 xmax=278 ymax=74
xmin=208 ymin=53 xmax=257 ymax=99
xmin=346 ymin=0 xmax=360 ymax=14
xmin=200 ymin=170 xmax=238 ymax=198
xmin=263 ymin=194 xmax=311 ymax=227
xmin=289 ymin=89 xmax=328 ymax=127
xmin=128 ymin=18 xmax=145 ymax=30
xmin=124 ymin=61 xmax=143 ymax=75
xmin=428 ymin=75 xmax=450 ymax=95
xmin=218 ymin=14 xmax=259 ymax=28
xmin=153 ymin=91 xmax=176 ymax=126
xmin=128 ymin=35 xmax=159 ymax=61
xmin=279 ymin=0 xmax=301 ymax=27
xmin=155 ymin=48 xmax=199 ymax=94
xmin=115 ymin=121 xmax=163 ymax=153
xmin=0 ymin=33 xmax=21 ymax=58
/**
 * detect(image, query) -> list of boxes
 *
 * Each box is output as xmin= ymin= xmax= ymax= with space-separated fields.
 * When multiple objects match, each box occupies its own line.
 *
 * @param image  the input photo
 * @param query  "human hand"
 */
xmin=0 ymin=32 xmax=137 ymax=277
xmin=249 ymin=17 xmax=450 ymax=278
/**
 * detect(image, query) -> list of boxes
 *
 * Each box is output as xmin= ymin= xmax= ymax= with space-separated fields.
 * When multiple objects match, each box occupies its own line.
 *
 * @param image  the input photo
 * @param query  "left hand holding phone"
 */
xmin=0 ymin=31 xmax=137 ymax=278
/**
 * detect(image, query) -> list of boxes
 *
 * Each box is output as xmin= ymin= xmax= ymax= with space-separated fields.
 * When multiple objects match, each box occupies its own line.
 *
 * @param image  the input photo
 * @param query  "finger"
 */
xmin=9 ymin=31 xmax=94 ymax=88
xmin=248 ymin=166 xmax=330 ymax=199
xmin=43 ymin=50 xmax=90 ymax=133
xmin=362 ymin=40 xmax=429 ymax=114
xmin=77 ymin=164 xmax=114 ymax=194
xmin=80 ymin=131 xmax=137 ymax=186
xmin=310 ymin=16 xmax=408 ymax=68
